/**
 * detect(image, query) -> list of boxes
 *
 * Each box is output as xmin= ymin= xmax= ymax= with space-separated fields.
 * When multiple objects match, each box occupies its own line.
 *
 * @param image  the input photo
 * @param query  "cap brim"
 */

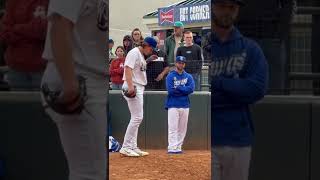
xmin=152 ymin=48 xmax=158 ymax=53
xmin=145 ymin=43 xmax=157 ymax=52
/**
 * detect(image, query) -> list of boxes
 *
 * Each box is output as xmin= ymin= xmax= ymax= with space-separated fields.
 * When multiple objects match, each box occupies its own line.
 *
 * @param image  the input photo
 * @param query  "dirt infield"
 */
xmin=109 ymin=150 xmax=211 ymax=180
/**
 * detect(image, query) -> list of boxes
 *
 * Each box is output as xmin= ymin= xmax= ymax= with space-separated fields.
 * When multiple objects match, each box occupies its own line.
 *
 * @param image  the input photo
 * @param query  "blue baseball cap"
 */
xmin=108 ymin=39 xmax=114 ymax=44
xmin=143 ymin=37 xmax=157 ymax=51
xmin=176 ymin=56 xmax=186 ymax=63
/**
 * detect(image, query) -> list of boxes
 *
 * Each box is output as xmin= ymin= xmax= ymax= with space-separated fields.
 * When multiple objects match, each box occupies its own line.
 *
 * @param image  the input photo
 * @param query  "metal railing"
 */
xmin=288 ymin=6 xmax=320 ymax=94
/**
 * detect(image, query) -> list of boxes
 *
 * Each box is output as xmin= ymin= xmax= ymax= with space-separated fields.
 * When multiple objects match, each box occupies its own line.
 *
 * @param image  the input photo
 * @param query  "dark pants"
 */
xmin=145 ymin=80 xmax=165 ymax=90
xmin=5 ymin=69 xmax=43 ymax=91
xmin=191 ymin=73 xmax=201 ymax=91
xmin=213 ymin=146 xmax=252 ymax=180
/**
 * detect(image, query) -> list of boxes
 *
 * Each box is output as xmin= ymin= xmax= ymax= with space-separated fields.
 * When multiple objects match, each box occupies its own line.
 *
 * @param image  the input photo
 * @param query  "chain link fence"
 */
xmin=289 ymin=14 xmax=313 ymax=94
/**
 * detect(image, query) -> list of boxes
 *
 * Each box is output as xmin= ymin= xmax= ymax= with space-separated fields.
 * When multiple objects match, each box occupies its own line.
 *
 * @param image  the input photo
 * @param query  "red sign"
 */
xmin=155 ymin=31 xmax=166 ymax=50
xmin=159 ymin=9 xmax=174 ymax=24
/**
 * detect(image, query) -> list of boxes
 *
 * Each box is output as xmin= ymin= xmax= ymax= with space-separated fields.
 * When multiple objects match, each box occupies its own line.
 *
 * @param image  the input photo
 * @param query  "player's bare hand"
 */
xmin=146 ymin=55 xmax=158 ymax=63
xmin=127 ymin=85 xmax=135 ymax=95
xmin=59 ymin=79 xmax=81 ymax=111
xmin=155 ymin=73 xmax=164 ymax=81
xmin=150 ymin=55 xmax=158 ymax=60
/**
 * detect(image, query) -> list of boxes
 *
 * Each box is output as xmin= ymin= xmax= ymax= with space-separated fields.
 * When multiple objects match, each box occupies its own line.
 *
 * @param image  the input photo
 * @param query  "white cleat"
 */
xmin=119 ymin=148 xmax=140 ymax=157
xmin=168 ymin=147 xmax=183 ymax=154
xmin=133 ymin=149 xmax=149 ymax=156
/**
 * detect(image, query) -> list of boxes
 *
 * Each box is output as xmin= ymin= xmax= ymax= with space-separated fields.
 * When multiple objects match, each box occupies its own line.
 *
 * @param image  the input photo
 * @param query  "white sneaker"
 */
xmin=168 ymin=147 xmax=183 ymax=154
xmin=119 ymin=148 xmax=140 ymax=157
xmin=133 ymin=148 xmax=149 ymax=156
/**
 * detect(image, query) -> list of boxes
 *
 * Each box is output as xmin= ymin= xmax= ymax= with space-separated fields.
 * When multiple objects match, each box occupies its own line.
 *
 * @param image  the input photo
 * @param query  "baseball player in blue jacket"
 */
xmin=211 ymin=0 xmax=269 ymax=180
xmin=165 ymin=56 xmax=195 ymax=154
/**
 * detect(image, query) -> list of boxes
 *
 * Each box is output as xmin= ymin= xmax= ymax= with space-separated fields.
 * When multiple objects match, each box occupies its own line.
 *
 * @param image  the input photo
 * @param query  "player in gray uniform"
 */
xmin=40 ymin=0 xmax=108 ymax=179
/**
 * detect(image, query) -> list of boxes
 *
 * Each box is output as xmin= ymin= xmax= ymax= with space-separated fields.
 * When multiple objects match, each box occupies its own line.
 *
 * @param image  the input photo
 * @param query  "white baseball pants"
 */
xmin=168 ymin=108 xmax=190 ymax=151
xmin=41 ymin=62 xmax=107 ymax=180
xmin=121 ymin=83 xmax=145 ymax=150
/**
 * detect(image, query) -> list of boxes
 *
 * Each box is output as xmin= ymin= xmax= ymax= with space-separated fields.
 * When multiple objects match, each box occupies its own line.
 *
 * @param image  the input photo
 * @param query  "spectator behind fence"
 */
xmin=109 ymin=46 xmax=125 ymax=90
xmin=177 ymin=31 xmax=203 ymax=90
xmin=109 ymin=38 xmax=115 ymax=60
xmin=131 ymin=28 xmax=144 ymax=48
xmin=145 ymin=36 xmax=170 ymax=90
xmin=0 ymin=9 xmax=9 ymax=91
xmin=202 ymin=31 xmax=213 ymax=86
xmin=0 ymin=0 xmax=48 ymax=91
xmin=123 ymin=35 xmax=133 ymax=54
xmin=202 ymin=31 xmax=212 ymax=61
xmin=165 ymin=21 xmax=184 ymax=67
xmin=0 ymin=10 xmax=5 ymax=67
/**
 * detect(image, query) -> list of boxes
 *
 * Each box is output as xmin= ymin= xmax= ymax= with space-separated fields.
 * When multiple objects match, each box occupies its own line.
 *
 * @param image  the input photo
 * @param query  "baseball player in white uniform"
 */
xmin=40 ymin=0 xmax=108 ymax=179
xmin=119 ymin=37 xmax=158 ymax=157
xmin=165 ymin=56 xmax=195 ymax=154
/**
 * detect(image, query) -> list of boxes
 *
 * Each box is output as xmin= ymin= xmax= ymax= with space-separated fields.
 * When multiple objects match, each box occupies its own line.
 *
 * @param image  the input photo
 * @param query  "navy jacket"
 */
xmin=211 ymin=28 xmax=269 ymax=146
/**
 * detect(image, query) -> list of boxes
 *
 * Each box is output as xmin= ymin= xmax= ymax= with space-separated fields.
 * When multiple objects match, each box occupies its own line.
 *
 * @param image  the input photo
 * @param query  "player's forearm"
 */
xmin=168 ymin=88 xmax=184 ymax=96
xmin=213 ymin=77 xmax=266 ymax=103
xmin=166 ymin=78 xmax=182 ymax=96
xmin=50 ymin=14 xmax=76 ymax=88
xmin=162 ymin=67 xmax=170 ymax=76
xmin=124 ymin=66 xmax=134 ymax=88
xmin=177 ymin=85 xmax=194 ymax=95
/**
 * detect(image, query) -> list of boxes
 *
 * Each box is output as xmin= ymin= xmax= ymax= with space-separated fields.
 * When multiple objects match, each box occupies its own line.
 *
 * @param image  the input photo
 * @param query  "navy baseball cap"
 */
xmin=108 ymin=39 xmax=114 ymax=44
xmin=143 ymin=37 xmax=157 ymax=51
xmin=176 ymin=56 xmax=186 ymax=63
xmin=213 ymin=0 xmax=245 ymax=6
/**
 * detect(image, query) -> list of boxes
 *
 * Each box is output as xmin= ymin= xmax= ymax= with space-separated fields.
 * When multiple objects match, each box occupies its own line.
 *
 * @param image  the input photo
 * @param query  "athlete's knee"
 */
xmin=132 ymin=115 xmax=143 ymax=122
xmin=130 ymin=114 xmax=143 ymax=123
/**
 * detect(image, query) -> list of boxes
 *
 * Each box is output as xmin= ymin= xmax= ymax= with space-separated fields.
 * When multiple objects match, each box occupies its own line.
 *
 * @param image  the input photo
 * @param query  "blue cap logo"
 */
xmin=176 ymin=56 xmax=186 ymax=63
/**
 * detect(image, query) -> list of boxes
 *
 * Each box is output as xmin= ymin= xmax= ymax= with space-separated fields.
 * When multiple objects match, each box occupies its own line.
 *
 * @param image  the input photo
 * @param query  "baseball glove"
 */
xmin=41 ymin=75 xmax=88 ymax=115
xmin=109 ymin=136 xmax=121 ymax=152
xmin=122 ymin=85 xmax=137 ymax=98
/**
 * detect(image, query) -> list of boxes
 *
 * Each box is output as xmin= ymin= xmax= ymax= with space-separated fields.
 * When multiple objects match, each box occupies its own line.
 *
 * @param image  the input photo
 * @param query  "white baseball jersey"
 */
xmin=40 ymin=1 xmax=108 ymax=180
xmin=122 ymin=47 xmax=147 ymax=86
xmin=121 ymin=48 xmax=146 ymax=150
xmin=42 ymin=0 xmax=108 ymax=77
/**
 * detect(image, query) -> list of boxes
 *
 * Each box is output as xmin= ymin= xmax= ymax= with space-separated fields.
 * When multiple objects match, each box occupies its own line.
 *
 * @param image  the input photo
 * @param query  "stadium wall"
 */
xmin=1 ymin=92 xmax=320 ymax=180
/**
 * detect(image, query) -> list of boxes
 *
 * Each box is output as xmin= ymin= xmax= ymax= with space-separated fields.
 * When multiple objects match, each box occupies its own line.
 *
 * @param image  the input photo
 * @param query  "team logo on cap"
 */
xmin=159 ymin=9 xmax=174 ymax=24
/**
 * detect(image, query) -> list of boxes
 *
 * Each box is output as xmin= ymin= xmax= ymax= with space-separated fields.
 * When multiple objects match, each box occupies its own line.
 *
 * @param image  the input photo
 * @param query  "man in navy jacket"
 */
xmin=211 ymin=0 xmax=269 ymax=180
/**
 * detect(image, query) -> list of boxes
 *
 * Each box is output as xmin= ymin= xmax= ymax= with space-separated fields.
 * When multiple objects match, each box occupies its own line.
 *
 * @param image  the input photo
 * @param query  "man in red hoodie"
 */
xmin=0 ymin=0 xmax=48 ymax=91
